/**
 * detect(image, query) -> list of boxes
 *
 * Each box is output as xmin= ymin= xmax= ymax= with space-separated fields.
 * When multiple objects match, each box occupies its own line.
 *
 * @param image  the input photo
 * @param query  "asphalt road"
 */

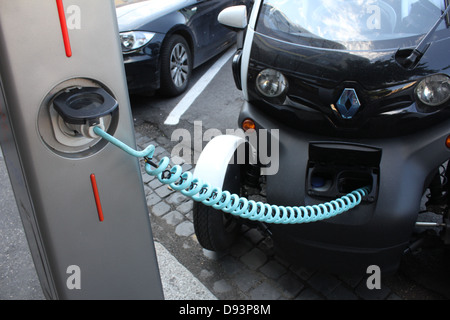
xmin=130 ymin=47 xmax=242 ymax=154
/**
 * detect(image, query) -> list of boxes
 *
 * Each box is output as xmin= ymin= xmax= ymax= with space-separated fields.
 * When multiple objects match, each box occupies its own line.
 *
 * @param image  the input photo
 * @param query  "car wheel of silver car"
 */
xmin=160 ymin=35 xmax=192 ymax=96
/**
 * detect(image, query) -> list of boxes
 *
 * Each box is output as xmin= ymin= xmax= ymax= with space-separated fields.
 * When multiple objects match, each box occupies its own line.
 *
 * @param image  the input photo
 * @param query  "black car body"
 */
xmin=208 ymin=0 xmax=450 ymax=274
xmin=240 ymin=0 xmax=450 ymax=272
xmin=243 ymin=0 xmax=450 ymax=138
xmin=116 ymin=0 xmax=251 ymax=96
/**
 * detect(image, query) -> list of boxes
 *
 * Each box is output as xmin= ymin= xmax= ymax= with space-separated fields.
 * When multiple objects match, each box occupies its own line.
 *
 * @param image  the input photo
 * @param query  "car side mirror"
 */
xmin=218 ymin=5 xmax=248 ymax=30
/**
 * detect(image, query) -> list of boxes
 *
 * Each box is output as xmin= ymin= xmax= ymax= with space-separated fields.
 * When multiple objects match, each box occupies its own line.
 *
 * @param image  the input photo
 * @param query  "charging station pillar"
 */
xmin=0 ymin=1 xmax=164 ymax=299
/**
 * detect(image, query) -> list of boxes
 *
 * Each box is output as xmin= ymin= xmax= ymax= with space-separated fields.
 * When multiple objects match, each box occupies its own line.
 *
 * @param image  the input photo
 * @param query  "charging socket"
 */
xmin=306 ymin=142 xmax=380 ymax=202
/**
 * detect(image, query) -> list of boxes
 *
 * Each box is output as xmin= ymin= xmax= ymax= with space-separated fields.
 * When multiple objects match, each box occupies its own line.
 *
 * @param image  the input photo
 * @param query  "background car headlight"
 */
xmin=416 ymin=74 xmax=450 ymax=106
xmin=256 ymin=69 xmax=288 ymax=98
xmin=120 ymin=31 xmax=155 ymax=52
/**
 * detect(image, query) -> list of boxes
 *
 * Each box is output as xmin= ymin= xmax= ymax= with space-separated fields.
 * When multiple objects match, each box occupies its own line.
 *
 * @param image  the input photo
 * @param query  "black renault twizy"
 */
xmin=192 ymin=0 xmax=450 ymax=275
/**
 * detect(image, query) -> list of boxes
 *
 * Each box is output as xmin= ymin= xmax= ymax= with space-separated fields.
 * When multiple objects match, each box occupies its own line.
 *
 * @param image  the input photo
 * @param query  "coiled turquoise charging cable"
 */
xmin=93 ymin=127 xmax=370 ymax=224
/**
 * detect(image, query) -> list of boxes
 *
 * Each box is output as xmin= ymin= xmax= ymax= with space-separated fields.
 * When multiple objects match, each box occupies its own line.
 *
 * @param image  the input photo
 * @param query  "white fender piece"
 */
xmin=193 ymin=134 xmax=246 ymax=188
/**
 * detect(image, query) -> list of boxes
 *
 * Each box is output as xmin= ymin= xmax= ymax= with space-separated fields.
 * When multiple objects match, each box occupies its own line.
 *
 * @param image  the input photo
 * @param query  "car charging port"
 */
xmin=306 ymin=143 xmax=380 ymax=202
xmin=52 ymin=86 xmax=118 ymax=139
xmin=310 ymin=171 xmax=334 ymax=192
xmin=337 ymin=171 xmax=373 ymax=194
xmin=38 ymin=81 xmax=120 ymax=157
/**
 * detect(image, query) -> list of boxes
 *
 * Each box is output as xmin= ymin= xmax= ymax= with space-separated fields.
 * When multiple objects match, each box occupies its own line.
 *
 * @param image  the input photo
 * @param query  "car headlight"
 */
xmin=256 ymin=69 xmax=288 ymax=98
xmin=416 ymin=74 xmax=450 ymax=107
xmin=119 ymin=31 xmax=155 ymax=53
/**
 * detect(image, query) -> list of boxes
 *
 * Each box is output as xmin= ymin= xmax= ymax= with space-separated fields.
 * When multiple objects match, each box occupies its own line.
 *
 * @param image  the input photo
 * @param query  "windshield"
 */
xmin=256 ymin=0 xmax=450 ymax=49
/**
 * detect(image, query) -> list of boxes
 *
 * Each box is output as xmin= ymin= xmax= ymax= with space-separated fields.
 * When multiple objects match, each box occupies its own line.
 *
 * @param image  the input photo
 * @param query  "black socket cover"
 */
xmin=53 ymin=87 xmax=118 ymax=125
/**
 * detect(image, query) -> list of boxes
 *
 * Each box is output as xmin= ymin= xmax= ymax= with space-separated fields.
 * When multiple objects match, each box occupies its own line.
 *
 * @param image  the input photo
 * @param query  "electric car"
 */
xmin=193 ymin=0 xmax=450 ymax=274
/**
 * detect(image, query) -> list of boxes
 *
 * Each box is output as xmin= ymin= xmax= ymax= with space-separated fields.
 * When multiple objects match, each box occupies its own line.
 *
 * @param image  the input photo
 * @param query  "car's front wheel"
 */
xmin=193 ymin=163 xmax=242 ymax=252
xmin=160 ymin=35 xmax=192 ymax=96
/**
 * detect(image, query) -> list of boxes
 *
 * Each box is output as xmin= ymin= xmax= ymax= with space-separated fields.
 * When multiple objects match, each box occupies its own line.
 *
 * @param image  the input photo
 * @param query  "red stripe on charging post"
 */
xmin=56 ymin=0 xmax=72 ymax=57
xmin=90 ymin=174 xmax=104 ymax=222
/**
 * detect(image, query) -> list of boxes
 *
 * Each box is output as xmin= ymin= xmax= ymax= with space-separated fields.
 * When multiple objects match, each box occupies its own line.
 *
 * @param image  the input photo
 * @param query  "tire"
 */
xmin=159 ymin=35 xmax=192 ymax=96
xmin=193 ymin=163 xmax=242 ymax=252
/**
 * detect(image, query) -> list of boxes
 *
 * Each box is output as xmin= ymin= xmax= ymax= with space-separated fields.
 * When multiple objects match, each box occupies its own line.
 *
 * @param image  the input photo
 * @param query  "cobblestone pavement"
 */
xmin=134 ymin=126 xmax=450 ymax=300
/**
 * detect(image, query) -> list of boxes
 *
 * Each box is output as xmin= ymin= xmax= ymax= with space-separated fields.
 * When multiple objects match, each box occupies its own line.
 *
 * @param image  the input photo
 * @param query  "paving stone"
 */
xmin=274 ymin=254 xmax=291 ymax=269
xmin=213 ymin=279 xmax=232 ymax=294
xmin=149 ymin=178 xmax=163 ymax=189
xmin=146 ymin=193 xmax=161 ymax=207
xmin=308 ymin=272 xmax=341 ymax=297
xmin=355 ymin=280 xmax=391 ymax=300
xmin=181 ymin=163 xmax=193 ymax=172
xmin=182 ymin=242 xmax=191 ymax=249
xmin=202 ymin=249 xmax=224 ymax=260
xmin=327 ymin=283 xmax=359 ymax=300
xmin=170 ymin=155 xmax=186 ymax=166
xmin=259 ymin=260 xmax=287 ymax=280
xmin=243 ymin=228 xmax=264 ymax=244
xmin=249 ymin=282 xmax=281 ymax=300
xmin=220 ymin=256 xmax=243 ymax=276
xmin=175 ymin=220 xmax=194 ymax=237
xmin=277 ymin=273 xmax=304 ymax=298
xmin=185 ymin=211 xmax=193 ymax=221
xmin=162 ymin=211 xmax=184 ymax=226
xmin=159 ymin=151 xmax=171 ymax=161
xmin=143 ymin=185 xmax=152 ymax=196
xmin=166 ymin=192 xmax=188 ymax=206
xmin=229 ymin=239 xmax=253 ymax=258
xmin=339 ymin=274 xmax=364 ymax=288
xmin=387 ymin=293 xmax=403 ymax=300
xmin=151 ymin=201 xmax=170 ymax=217
xmin=176 ymin=200 xmax=193 ymax=214
xmin=153 ymin=145 xmax=166 ymax=157
xmin=134 ymin=131 xmax=143 ymax=140
xmin=154 ymin=185 xmax=175 ymax=198
xmin=199 ymin=269 xmax=214 ymax=280
xmin=295 ymin=288 xmax=324 ymax=300
xmin=143 ymin=140 xmax=157 ymax=148
xmin=233 ymin=269 xmax=263 ymax=292
xmin=290 ymin=265 xmax=316 ymax=281
xmin=257 ymin=237 xmax=275 ymax=256
xmin=142 ymin=172 xmax=155 ymax=184
xmin=136 ymin=135 xmax=152 ymax=148
xmin=155 ymin=135 xmax=170 ymax=146
xmin=240 ymin=248 xmax=267 ymax=271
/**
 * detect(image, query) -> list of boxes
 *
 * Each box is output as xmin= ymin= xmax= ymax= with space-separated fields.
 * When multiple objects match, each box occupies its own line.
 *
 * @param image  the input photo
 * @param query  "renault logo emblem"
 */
xmin=336 ymin=88 xmax=361 ymax=119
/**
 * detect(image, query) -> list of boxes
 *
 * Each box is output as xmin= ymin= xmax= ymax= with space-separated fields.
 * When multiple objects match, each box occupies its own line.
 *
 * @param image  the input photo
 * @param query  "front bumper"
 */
xmin=122 ymin=34 xmax=164 ymax=94
xmin=239 ymin=101 xmax=450 ymax=274
xmin=123 ymin=54 xmax=159 ymax=94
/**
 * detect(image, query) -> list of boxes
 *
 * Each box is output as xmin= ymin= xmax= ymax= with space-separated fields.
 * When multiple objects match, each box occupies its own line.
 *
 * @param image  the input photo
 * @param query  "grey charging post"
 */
xmin=0 ymin=0 xmax=164 ymax=299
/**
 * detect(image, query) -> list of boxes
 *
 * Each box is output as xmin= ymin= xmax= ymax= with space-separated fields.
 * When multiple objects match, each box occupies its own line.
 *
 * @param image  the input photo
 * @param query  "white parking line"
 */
xmin=164 ymin=47 xmax=235 ymax=125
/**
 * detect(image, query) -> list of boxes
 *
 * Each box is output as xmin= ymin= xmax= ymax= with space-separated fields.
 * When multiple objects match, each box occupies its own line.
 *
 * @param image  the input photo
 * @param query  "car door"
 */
xmin=187 ymin=0 xmax=237 ymax=66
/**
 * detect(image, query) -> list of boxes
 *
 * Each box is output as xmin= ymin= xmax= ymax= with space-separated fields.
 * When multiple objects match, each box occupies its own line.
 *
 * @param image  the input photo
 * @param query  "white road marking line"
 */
xmin=164 ymin=47 xmax=235 ymax=125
